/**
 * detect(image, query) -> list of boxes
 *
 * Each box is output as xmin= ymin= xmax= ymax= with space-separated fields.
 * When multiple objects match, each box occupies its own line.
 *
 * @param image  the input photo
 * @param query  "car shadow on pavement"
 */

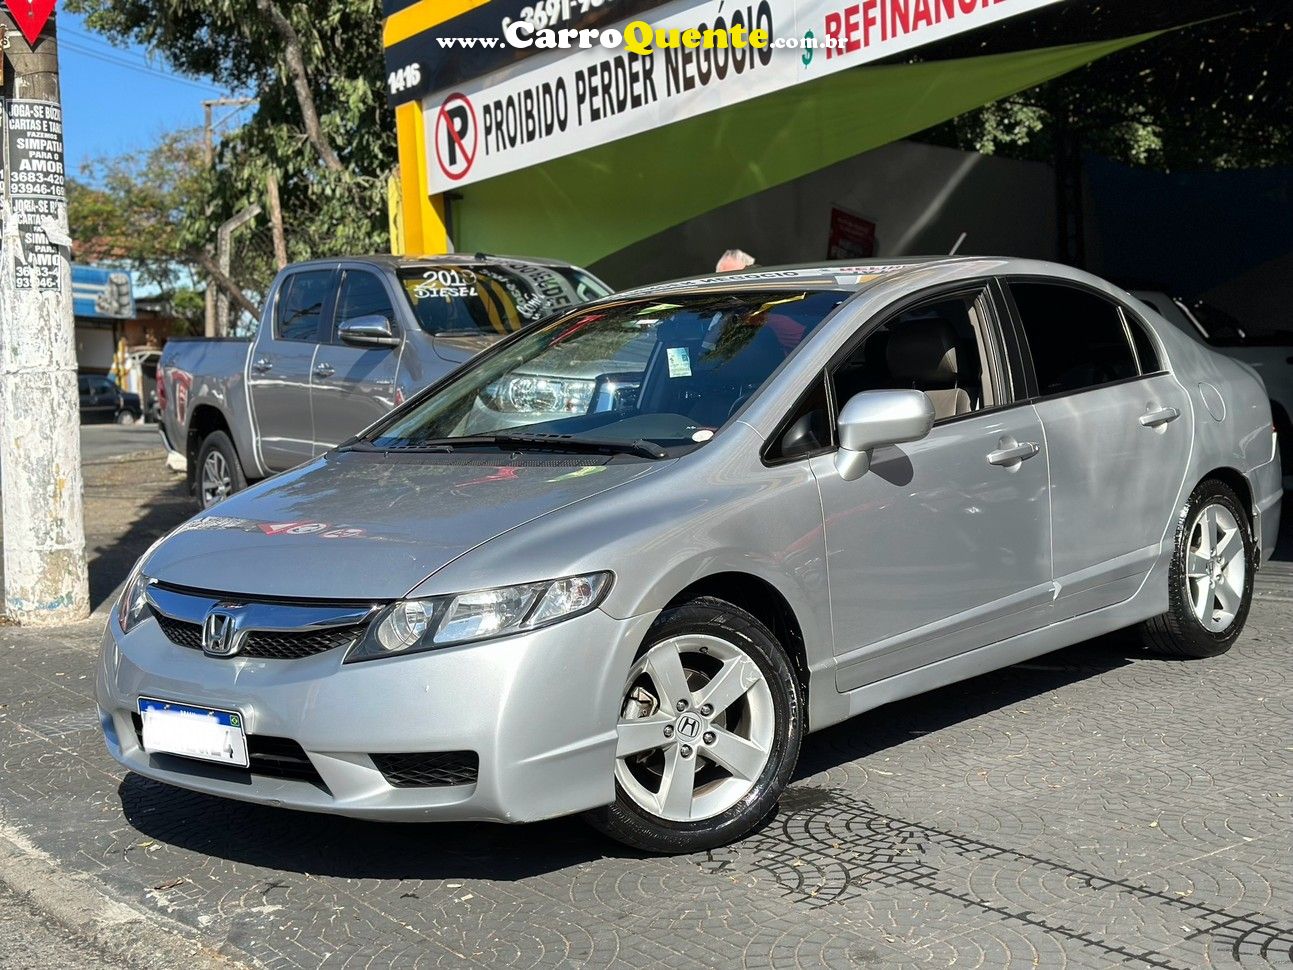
xmin=116 ymin=636 xmax=1137 ymax=881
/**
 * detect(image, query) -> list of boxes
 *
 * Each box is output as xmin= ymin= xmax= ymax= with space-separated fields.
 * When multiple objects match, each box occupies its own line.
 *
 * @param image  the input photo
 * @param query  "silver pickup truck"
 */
xmin=158 ymin=254 xmax=612 ymax=507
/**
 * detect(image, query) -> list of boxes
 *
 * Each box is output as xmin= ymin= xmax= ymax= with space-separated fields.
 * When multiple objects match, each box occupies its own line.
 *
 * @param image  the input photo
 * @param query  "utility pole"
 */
xmin=200 ymin=97 xmax=256 ymax=336
xmin=215 ymin=204 xmax=259 ymax=336
xmin=0 ymin=10 xmax=90 ymax=624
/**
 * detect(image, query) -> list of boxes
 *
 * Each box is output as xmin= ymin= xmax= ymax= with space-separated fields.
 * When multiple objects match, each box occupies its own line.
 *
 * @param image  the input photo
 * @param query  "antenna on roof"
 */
xmin=949 ymin=232 xmax=968 ymax=256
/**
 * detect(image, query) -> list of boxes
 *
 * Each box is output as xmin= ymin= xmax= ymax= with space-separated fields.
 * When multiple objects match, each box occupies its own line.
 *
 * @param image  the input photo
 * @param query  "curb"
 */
xmin=0 ymin=825 xmax=252 ymax=970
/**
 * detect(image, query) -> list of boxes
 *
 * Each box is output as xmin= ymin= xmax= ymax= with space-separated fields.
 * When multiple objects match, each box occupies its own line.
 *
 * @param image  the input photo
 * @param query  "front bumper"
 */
xmin=97 ymin=606 xmax=655 ymax=822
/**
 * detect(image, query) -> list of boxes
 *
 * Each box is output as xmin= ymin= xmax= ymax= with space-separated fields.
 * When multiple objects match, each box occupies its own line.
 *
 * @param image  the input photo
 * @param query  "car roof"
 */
xmin=611 ymin=257 xmax=988 ymax=299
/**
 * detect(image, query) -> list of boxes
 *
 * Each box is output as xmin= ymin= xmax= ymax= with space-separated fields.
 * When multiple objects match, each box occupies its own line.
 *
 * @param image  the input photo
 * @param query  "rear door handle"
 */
xmin=987 ymin=441 xmax=1040 ymax=466
xmin=313 ymin=362 xmax=335 ymax=378
xmin=1139 ymin=406 xmax=1181 ymax=428
xmin=251 ymin=357 xmax=273 ymax=373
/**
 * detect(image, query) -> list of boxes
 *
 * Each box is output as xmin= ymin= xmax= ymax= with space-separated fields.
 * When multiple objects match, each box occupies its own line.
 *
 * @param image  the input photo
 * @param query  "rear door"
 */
xmin=310 ymin=266 xmax=403 ymax=454
xmin=247 ymin=267 xmax=335 ymax=471
xmin=1002 ymin=278 xmax=1193 ymax=617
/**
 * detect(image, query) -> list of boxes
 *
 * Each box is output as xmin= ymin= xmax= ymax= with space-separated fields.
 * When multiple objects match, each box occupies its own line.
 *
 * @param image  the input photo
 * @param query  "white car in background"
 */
xmin=1133 ymin=290 xmax=1293 ymax=471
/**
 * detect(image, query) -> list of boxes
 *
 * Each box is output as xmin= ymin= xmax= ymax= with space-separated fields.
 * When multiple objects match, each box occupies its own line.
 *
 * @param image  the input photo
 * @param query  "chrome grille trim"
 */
xmin=145 ymin=585 xmax=381 ymax=660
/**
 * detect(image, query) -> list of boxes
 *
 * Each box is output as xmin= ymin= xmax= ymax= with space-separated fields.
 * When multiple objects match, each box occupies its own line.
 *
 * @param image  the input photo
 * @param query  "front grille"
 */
xmin=131 ymin=713 xmax=327 ymax=789
xmin=155 ymin=613 xmax=202 ymax=649
xmin=371 ymin=752 xmax=479 ymax=788
xmin=151 ymin=609 xmax=364 ymax=660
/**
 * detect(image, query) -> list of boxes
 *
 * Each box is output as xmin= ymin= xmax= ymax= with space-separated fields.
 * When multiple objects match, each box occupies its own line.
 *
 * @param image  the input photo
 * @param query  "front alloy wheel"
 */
xmin=587 ymin=597 xmax=802 ymax=853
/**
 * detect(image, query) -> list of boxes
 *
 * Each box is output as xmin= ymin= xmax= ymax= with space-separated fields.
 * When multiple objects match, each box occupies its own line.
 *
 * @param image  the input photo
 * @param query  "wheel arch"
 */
xmin=1197 ymin=466 xmax=1255 ymax=529
xmin=185 ymin=405 xmax=235 ymax=494
xmin=664 ymin=572 xmax=810 ymax=709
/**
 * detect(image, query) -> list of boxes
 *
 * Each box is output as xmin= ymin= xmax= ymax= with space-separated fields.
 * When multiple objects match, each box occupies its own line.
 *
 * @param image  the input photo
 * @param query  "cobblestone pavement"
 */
xmin=0 ymin=462 xmax=1289 ymax=968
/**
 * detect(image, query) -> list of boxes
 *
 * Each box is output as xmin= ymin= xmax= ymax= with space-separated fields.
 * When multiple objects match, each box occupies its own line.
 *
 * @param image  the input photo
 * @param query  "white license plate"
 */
xmin=138 ymin=698 xmax=249 ymax=768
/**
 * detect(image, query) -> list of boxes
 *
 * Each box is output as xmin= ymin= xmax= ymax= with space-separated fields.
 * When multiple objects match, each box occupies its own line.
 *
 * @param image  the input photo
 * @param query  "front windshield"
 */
xmin=397 ymin=264 xmax=611 ymax=337
xmin=368 ymin=289 xmax=848 ymax=453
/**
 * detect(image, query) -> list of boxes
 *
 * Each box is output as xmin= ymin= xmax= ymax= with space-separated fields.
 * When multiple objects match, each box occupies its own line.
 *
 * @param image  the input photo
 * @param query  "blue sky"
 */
xmin=58 ymin=10 xmax=248 ymax=177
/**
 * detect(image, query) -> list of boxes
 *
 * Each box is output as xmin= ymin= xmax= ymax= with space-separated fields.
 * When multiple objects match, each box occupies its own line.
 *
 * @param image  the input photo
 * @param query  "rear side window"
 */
xmin=1010 ymin=282 xmax=1137 ymax=396
xmin=336 ymin=270 xmax=395 ymax=329
xmin=276 ymin=270 xmax=333 ymax=342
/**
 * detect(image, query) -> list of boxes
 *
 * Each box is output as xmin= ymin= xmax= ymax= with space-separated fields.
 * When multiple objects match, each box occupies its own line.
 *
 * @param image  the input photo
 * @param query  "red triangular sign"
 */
xmin=5 ymin=0 xmax=57 ymax=46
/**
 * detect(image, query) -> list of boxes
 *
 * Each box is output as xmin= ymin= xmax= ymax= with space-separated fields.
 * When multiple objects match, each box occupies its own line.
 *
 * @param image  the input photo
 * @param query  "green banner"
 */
xmin=455 ymin=32 xmax=1159 ymax=266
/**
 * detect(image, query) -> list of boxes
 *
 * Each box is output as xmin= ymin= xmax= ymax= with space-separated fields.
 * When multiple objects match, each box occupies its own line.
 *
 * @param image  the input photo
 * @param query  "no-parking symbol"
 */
xmin=435 ymin=92 xmax=478 ymax=182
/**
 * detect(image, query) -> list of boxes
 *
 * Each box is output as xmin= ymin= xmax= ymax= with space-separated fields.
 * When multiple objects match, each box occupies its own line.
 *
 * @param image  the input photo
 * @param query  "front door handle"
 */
xmin=313 ymin=362 xmax=335 ymax=378
xmin=1139 ymin=406 xmax=1181 ymax=428
xmin=251 ymin=357 xmax=273 ymax=373
xmin=987 ymin=441 xmax=1040 ymax=467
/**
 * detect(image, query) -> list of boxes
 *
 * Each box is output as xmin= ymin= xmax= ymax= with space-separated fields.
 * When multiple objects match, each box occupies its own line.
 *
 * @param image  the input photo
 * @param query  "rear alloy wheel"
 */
xmin=195 ymin=431 xmax=247 ymax=510
xmin=587 ymin=596 xmax=802 ymax=853
xmin=1140 ymin=480 xmax=1254 ymax=658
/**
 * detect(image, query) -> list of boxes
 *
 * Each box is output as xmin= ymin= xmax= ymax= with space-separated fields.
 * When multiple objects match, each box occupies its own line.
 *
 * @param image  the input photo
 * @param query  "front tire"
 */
xmin=587 ymin=596 xmax=803 ymax=854
xmin=195 ymin=431 xmax=247 ymax=510
xmin=1140 ymin=480 xmax=1255 ymax=659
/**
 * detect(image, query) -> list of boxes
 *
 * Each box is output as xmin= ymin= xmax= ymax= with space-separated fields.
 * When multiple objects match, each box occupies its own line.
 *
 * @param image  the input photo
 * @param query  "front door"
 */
xmin=248 ymin=268 xmax=334 ymax=471
xmin=310 ymin=267 xmax=402 ymax=454
xmin=812 ymin=287 xmax=1054 ymax=692
xmin=1005 ymin=280 xmax=1193 ymax=616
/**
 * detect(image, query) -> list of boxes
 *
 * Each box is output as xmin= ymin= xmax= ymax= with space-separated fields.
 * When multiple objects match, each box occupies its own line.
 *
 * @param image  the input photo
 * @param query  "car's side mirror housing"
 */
xmin=338 ymin=314 xmax=400 ymax=348
xmin=834 ymin=389 xmax=936 ymax=481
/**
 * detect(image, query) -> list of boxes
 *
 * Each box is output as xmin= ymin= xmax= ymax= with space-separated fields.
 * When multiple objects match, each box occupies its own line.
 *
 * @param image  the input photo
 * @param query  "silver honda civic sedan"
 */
xmin=98 ymin=258 xmax=1282 ymax=852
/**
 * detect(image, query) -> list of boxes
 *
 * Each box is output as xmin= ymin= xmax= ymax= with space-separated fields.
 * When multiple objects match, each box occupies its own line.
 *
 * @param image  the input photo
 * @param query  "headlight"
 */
xmin=481 ymin=374 xmax=597 ymax=414
xmin=346 ymin=572 xmax=612 ymax=662
xmin=117 ymin=563 xmax=152 ymax=634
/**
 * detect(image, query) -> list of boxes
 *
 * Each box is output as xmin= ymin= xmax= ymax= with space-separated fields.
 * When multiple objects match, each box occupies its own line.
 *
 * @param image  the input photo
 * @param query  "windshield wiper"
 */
xmin=494 ymin=432 xmax=669 ymax=460
xmin=351 ymin=433 xmax=667 ymax=459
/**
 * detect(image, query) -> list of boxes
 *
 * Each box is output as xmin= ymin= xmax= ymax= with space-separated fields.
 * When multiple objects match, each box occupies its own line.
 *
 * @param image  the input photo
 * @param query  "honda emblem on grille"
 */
xmin=202 ymin=609 xmax=243 ymax=657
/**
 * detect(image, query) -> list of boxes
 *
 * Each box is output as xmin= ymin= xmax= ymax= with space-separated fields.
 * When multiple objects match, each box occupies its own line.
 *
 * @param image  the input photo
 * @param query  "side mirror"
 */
xmin=338 ymin=314 xmax=400 ymax=348
xmin=834 ymin=389 xmax=935 ymax=481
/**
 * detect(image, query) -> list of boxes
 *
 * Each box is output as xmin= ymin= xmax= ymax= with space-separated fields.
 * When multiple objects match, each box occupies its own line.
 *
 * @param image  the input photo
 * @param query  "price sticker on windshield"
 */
xmin=667 ymin=347 xmax=692 ymax=378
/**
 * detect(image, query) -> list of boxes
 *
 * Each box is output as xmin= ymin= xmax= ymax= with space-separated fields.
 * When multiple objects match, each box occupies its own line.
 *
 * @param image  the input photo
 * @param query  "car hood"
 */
xmin=144 ymin=450 xmax=666 ymax=599
xmin=432 ymin=333 xmax=502 ymax=363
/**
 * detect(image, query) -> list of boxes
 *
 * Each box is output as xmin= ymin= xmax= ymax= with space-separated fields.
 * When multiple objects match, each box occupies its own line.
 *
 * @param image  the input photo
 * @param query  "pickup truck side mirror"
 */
xmin=338 ymin=314 xmax=400 ymax=348
xmin=834 ymin=389 xmax=935 ymax=481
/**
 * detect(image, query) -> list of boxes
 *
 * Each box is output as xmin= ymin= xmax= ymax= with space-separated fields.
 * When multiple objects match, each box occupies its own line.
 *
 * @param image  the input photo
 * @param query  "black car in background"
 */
xmin=78 ymin=374 xmax=143 ymax=424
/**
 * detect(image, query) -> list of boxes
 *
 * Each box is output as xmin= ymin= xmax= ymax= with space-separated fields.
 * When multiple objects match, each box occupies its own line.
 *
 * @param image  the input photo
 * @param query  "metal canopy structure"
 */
xmin=382 ymin=0 xmax=1157 ymax=264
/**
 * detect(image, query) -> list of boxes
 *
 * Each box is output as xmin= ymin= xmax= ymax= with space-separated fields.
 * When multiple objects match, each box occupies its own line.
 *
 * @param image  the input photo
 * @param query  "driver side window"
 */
xmin=833 ymin=291 xmax=996 ymax=423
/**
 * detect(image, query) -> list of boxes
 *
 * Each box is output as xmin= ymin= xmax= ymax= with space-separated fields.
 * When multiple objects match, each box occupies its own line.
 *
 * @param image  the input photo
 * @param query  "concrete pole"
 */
xmin=215 ymin=204 xmax=259 ymax=336
xmin=0 ymin=12 xmax=90 ymax=624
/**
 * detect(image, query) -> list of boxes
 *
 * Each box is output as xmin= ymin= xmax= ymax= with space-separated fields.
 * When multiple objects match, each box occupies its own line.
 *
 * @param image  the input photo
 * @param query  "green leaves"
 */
xmin=65 ymin=0 xmax=396 ymax=305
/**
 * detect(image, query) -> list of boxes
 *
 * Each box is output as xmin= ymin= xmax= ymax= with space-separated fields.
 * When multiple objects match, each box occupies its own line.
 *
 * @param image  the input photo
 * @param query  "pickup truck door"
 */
xmin=247 ymin=267 xmax=335 ymax=471
xmin=310 ymin=267 xmax=403 ymax=454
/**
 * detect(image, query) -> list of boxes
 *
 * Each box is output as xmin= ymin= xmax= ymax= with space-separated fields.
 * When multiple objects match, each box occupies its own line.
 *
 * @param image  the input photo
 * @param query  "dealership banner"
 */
xmin=421 ymin=0 xmax=1063 ymax=194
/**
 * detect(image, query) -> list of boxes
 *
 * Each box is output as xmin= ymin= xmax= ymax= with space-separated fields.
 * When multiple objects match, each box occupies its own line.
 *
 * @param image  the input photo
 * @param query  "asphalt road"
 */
xmin=80 ymin=423 xmax=164 ymax=464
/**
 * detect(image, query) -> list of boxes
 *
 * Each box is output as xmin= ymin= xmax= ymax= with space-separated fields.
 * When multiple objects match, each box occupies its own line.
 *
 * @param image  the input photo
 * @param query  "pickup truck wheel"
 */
xmin=196 ymin=431 xmax=247 ymax=509
xmin=114 ymin=410 xmax=137 ymax=425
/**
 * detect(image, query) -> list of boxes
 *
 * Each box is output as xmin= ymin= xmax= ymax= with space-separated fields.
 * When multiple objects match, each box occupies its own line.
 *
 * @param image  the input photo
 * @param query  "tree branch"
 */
xmin=194 ymin=252 xmax=262 ymax=320
xmin=254 ymin=0 xmax=344 ymax=173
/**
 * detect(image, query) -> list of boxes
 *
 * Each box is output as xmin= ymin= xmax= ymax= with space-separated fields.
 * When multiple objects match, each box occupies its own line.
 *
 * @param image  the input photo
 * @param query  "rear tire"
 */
xmin=586 ymin=596 xmax=803 ymax=854
xmin=1139 ymin=480 xmax=1254 ymax=659
xmin=195 ymin=431 xmax=247 ymax=510
xmin=114 ymin=410 xmax=136 ymax=425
